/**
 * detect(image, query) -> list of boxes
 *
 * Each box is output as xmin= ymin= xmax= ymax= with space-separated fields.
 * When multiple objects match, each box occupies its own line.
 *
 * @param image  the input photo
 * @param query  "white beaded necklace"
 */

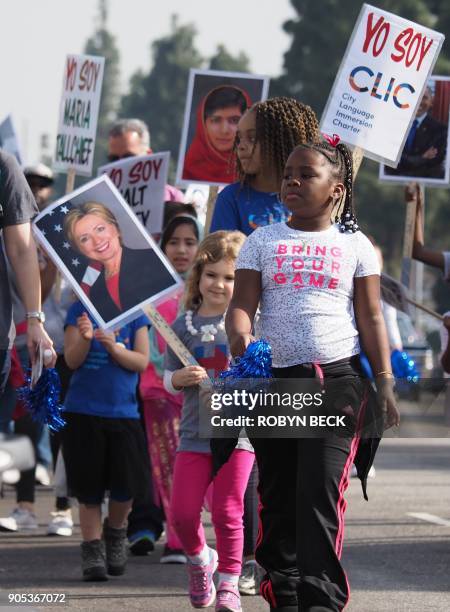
xmin=185 ymin=310 xmax=226 ymax=342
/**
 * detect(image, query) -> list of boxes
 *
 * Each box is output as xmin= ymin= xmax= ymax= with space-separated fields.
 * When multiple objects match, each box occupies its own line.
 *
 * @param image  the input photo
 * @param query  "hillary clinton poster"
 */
xmin=176 ymin=69 xmax=270 ymax=187
xmin=33 ymin=175 xmax=182 ymax=330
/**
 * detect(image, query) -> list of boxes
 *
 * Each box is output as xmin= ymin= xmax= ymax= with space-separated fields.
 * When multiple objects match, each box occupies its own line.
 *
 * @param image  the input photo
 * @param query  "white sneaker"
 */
xmin=35 ymin=464 xmax=51 ymax=486
xmin=238 ymin=560 xmax=260 ymax=596
xmin=1 ymin=469 xmax=20 ymax=485
xmin=47 ymin=509 xmax=73 ymax=537
xmin=0 ymin=508 xmax=38 ymax=531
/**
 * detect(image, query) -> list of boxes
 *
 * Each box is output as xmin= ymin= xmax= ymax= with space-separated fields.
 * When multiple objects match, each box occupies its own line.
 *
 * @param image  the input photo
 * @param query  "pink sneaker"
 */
xmin=188 ymin=547 xmax=218 ymax=608
xmin=215 ymin=582 xmax=242 ymax=612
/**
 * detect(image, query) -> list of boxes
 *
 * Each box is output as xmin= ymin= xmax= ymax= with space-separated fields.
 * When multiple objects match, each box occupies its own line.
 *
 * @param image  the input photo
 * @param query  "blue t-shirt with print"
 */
xmin=63 ymin=301 xmax=149 ymax=419
xmin=210 ymin=182 xmax=290 ymax=236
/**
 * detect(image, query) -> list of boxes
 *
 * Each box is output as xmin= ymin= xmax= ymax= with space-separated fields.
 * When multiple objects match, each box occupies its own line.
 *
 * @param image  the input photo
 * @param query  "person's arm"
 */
xmin=162 ymin=318 xmax=208 ymax=391
xmin=94 ymin=326 xmax=149 ymax=373
xmin=382 ymin=301 xmax=403 ymax=351
xmin=440 ymin=315 xmax=450 ymax=374
xmin=413 ymin=124 xmax=447 ymax=168
xmin=170 ymin=365 xmax=208 ymax=390
xmin=4 ymin=222 xmax=56 ymax=365
xmin=163 ymin=369 xmax=183 ymax=394
xmin=225 ymin=269 xmax=261 ymax=358
xmin=409 ymin=184 xmax=444 ymax=270
xmin=39 ymin=250 xmax=58 ymax=303
xmin=354 ymin=275 xmax=400 ymax=428
xmin=64 ymin=313 xmax=93 ymax=369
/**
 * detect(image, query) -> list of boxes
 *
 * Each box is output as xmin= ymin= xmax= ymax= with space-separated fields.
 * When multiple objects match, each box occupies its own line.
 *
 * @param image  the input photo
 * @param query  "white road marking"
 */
xmin=407 ymin=512 xmax=450 ymax=527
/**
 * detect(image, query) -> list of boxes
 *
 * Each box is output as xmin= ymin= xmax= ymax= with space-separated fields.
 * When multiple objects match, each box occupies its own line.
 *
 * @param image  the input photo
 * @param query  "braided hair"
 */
xmin=236 ymin=96 xmax=320 ymax=185
xmin=295 ymin=140 xmax=359 ymax=233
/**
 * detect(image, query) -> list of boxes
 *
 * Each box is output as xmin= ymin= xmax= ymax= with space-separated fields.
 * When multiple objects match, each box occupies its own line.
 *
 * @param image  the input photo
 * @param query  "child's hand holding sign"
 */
xmin=77 ymin=312 xmax=94 ymax=341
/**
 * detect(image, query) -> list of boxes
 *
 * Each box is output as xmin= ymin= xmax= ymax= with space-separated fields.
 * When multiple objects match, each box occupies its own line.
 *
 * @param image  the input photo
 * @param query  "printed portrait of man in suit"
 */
xmin=383 ymin=83 xmax=449 ymax=182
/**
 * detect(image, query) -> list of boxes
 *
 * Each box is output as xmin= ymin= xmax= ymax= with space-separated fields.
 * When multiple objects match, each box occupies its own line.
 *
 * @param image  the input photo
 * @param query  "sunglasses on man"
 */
xmin=107 ymin=152 xmax=136 ymax=163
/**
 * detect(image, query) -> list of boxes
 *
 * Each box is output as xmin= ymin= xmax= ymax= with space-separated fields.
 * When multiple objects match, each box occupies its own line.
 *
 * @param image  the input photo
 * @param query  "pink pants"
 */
xmin=170 ymin=449 xmax=254 ymax=575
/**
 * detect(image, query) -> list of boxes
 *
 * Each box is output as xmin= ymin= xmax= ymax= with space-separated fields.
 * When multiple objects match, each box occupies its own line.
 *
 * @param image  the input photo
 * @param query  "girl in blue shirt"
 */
xmin=62 ymin=302 xmax=150 ymax=582
xmin=210 ymin=96 xmax=320 ymax=236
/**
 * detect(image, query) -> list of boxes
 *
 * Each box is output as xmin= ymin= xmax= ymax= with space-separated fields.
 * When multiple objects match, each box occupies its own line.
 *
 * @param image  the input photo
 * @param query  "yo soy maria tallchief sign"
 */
xmin=98 ymin=152 xmax=170 ymax=234
xmin=54 ymin=54 xmax=105 ymax=176
xmin=321 ymin=4 xmax=444 ymax=166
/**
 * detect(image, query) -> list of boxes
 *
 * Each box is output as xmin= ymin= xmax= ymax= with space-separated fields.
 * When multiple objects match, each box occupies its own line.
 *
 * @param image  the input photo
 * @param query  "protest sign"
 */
xmin=98 ymin=152 xmax=169 ymax=234
xmin=184 ymin=183 xmax=210 ymax=226
xmin=0 ymin=115 xmax=22 ymax=164
xmin=54 ymin=54 xmax=105 ymax=177
xmin=176 ymin=69 xmax=269 ymax=187
xmin=321 ymin=4 xmax=444 ymax=166
xmin=33 ymin=175 xmax=181 ymax=330
xmin=380 ymin=76 xmax=450 ymax=186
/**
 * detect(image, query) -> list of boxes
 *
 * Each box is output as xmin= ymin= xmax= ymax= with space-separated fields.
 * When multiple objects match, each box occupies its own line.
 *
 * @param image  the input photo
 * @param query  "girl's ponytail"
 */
xmin=334 ymin=143 xmax=359 ymax=234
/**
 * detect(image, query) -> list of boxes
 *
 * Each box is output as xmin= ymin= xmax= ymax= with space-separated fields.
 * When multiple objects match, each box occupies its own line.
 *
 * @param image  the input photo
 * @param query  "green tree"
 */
xmin=275 ymin=0 xmax=449 ymax=317
xmin=273 ymin=0 xmax=359 ymax=109
xmin=84 ymin=0 xmax=121 ymax=171
xmin=120 ymin=15 xmax=203 ymax=164
xmin=433 ymin=0 xmax=450 ymax=73
xmin=275 ymin=0 xmax=436 ymax=113
xmin=209 ymin=44 xmax=250 ymax=72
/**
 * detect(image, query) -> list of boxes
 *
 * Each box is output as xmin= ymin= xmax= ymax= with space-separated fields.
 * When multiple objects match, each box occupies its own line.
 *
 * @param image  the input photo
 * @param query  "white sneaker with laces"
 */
xmin=0 ymin=508 xmax=38 ymax=531
xmin=47 ymin=509 xmax=73 ymax=536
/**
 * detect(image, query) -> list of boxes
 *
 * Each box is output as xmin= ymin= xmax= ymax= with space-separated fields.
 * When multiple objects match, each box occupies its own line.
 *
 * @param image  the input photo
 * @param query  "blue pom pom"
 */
xmin=359 ymin=352 xmax=373 ymax=379
xmin=17 ymin=369 xmax=66 ymax=432
xmin=220 ymin=339 xmax=272 ymax=380
xmin=391 ymin=349 xmax=420 ymax=383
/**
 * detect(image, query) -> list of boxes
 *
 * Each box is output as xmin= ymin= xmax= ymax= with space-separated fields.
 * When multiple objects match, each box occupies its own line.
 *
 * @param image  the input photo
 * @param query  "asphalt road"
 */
xmin=0 ymin=437 xmax=450 ymax=612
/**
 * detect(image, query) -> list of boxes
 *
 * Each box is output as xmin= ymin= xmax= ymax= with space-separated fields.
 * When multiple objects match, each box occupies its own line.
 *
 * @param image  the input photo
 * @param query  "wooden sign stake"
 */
xmin=204 ymin=186 xmax=219 ymax=235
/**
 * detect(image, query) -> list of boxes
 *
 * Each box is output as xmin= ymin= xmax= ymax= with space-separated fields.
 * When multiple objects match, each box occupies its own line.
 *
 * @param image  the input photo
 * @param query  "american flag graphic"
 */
xmin=35 ymin=201 xmax=103 ymax=296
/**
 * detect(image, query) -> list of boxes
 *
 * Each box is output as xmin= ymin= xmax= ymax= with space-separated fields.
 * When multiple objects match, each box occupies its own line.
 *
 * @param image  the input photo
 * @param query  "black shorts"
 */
xmin=62 ymin=412 xmax=151 ymax=505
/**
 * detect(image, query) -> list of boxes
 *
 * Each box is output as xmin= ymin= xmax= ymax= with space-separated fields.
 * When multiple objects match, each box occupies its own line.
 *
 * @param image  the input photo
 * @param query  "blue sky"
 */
xmin=0 ymin=0 xmax=294 ymax=164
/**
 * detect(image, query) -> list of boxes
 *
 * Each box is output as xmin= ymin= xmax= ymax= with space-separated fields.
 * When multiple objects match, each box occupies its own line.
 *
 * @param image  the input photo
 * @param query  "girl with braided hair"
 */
xmin=211 ymin=96 xmax=320 ymax=597
xmin=224 ymin=138 xmax=400 ymax=611
xmin=210 ymin=96 xmax=320 ymax=236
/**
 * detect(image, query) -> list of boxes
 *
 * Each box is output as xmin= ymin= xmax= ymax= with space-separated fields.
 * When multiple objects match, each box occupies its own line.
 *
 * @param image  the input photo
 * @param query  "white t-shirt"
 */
xmin=236 ymin=223 xmax=380 ymax=367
